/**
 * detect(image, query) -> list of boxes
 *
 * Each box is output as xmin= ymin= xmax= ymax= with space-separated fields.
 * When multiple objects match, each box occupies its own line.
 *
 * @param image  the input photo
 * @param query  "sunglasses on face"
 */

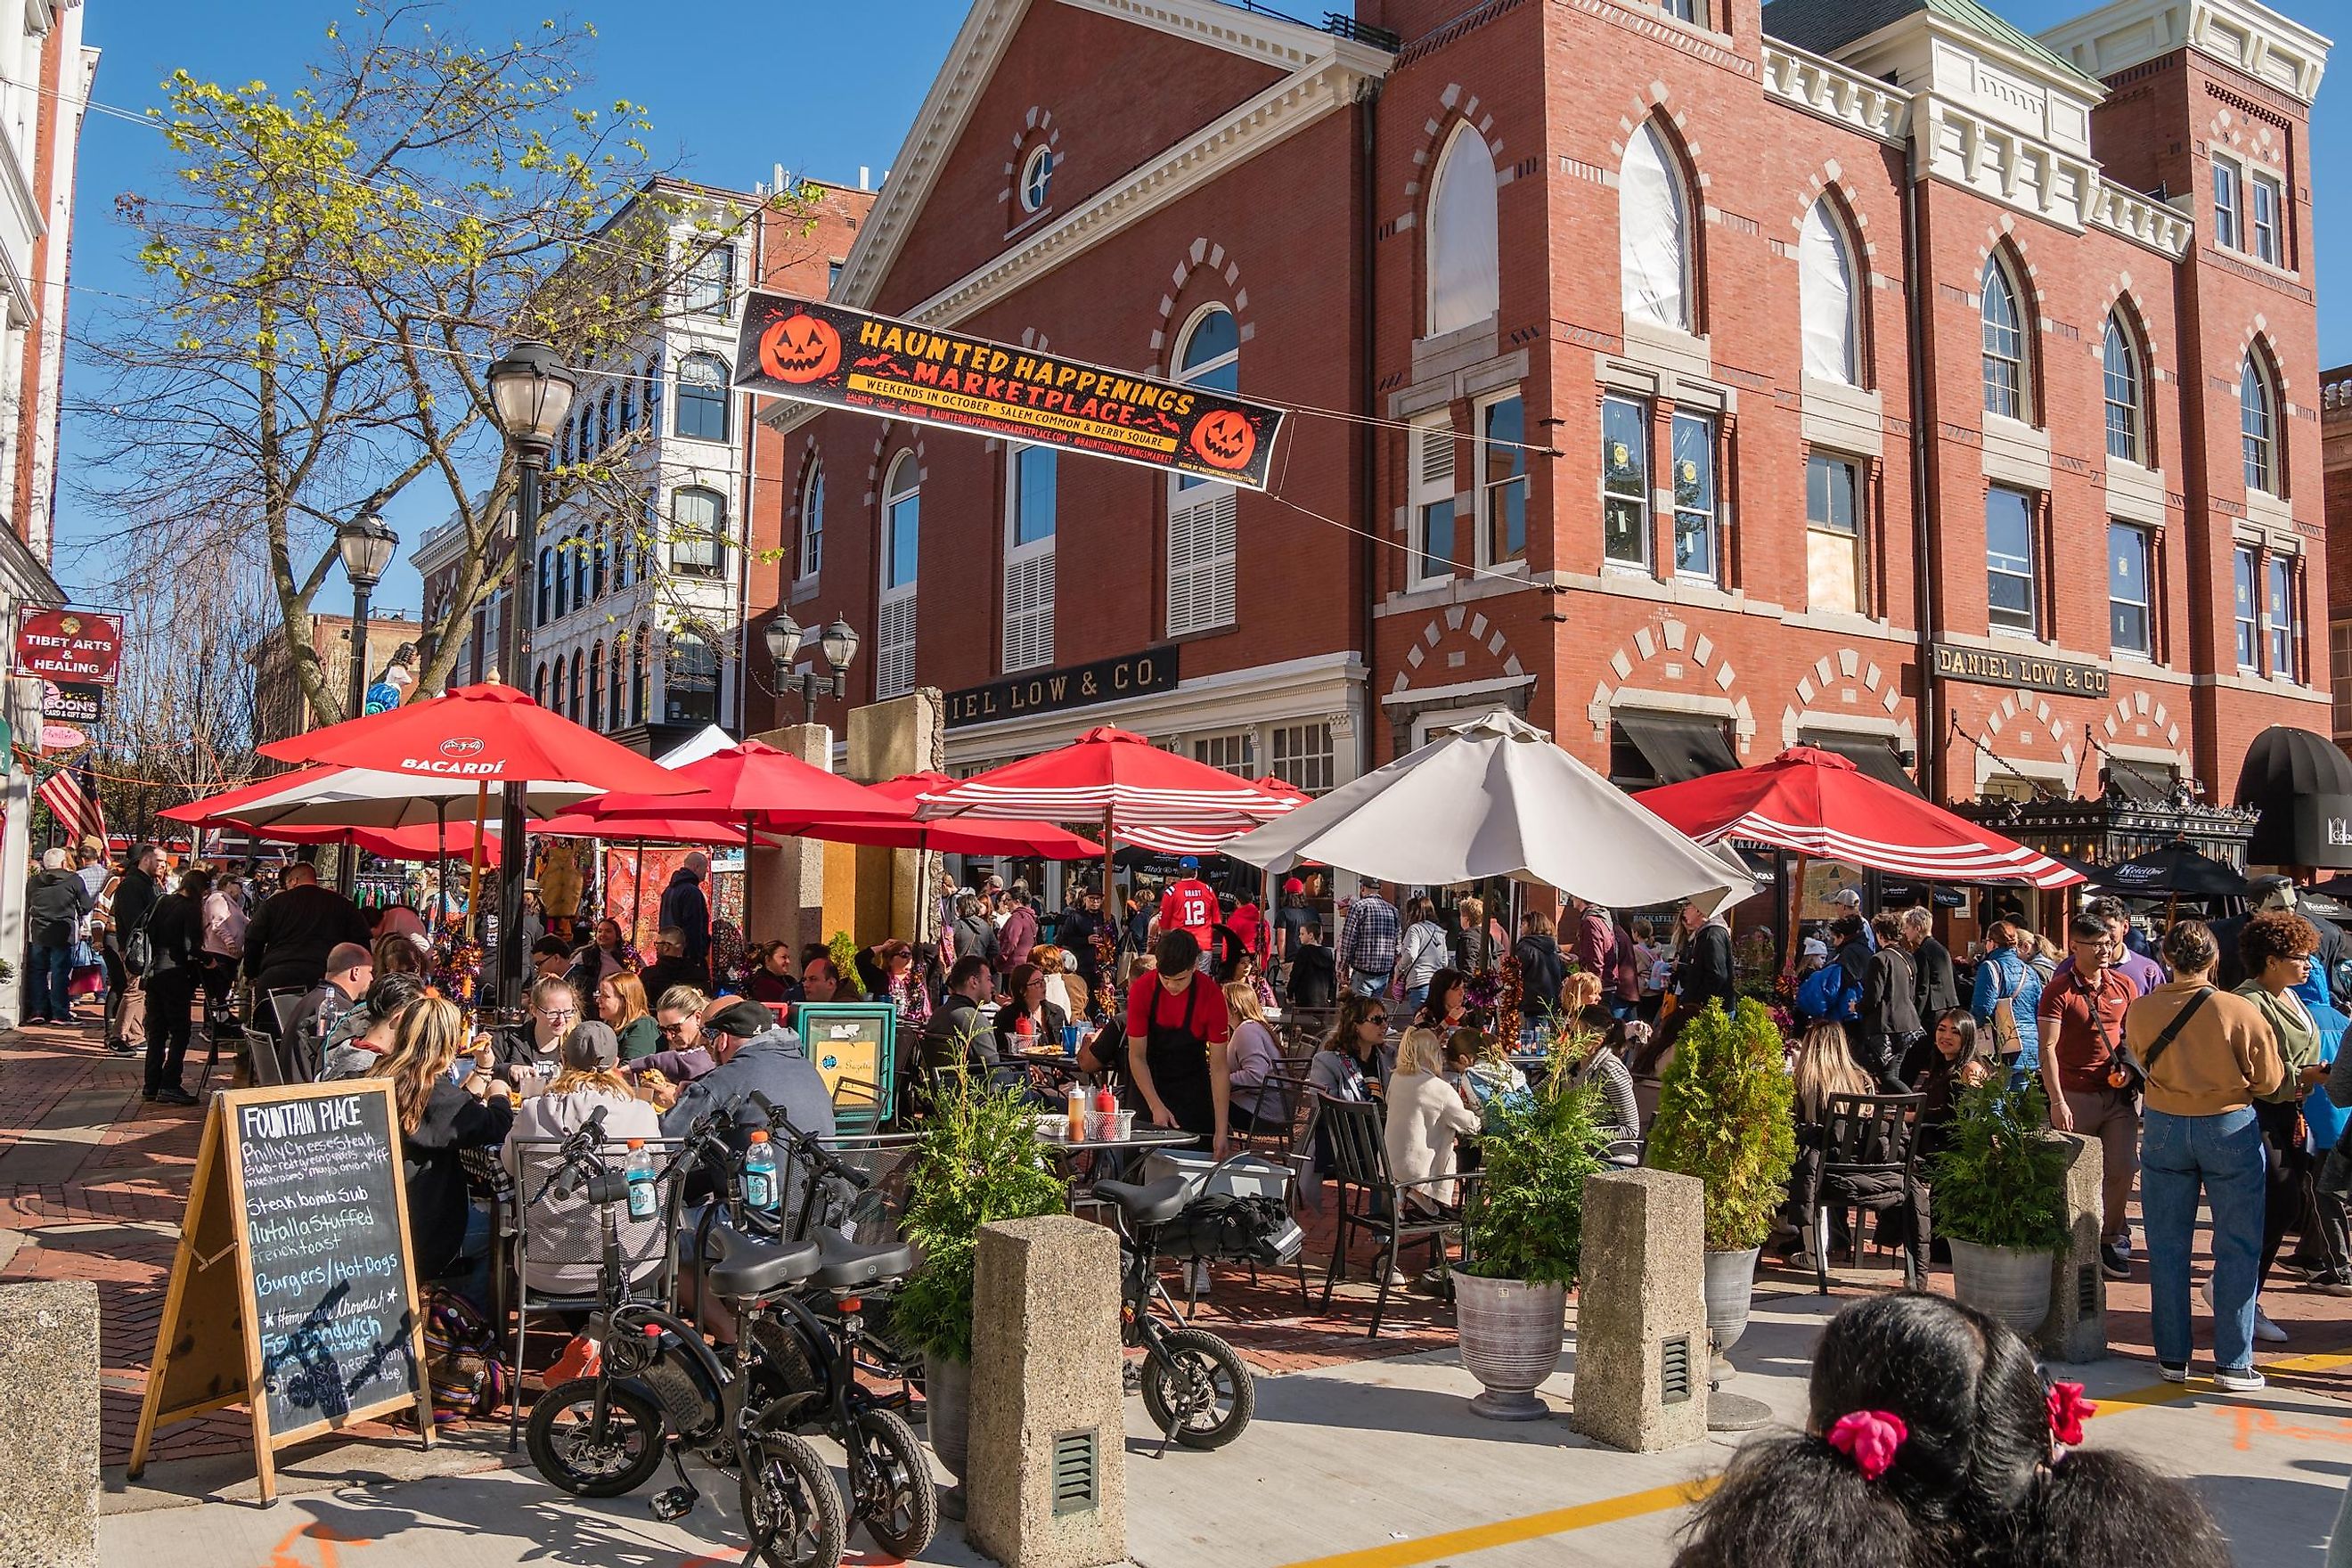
xmin=657 ymin=1020 xmax=690 ymax=1036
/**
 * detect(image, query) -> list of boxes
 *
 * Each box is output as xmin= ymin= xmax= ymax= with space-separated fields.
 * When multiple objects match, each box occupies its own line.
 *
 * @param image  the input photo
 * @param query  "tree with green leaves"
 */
xmin=1646 ymin=999 xmax=1799 ymax=1252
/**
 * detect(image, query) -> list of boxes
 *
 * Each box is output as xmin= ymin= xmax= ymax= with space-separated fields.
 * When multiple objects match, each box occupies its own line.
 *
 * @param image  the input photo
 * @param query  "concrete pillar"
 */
xmin=747 ymin=722 xmax=832 ymax=959
xmin=966 ymin=1214 xmax=1125 ymax=1568
xmin=1570 ymin=1169 xmax=1710 ymax=1452
xmin=845 ymin=690 xmax=943 ymax=945
xmin=2036 ymin=1131 xmax=2108 ymax=1363
xmin=0 ymin=1279 xmax=100 ymax=1567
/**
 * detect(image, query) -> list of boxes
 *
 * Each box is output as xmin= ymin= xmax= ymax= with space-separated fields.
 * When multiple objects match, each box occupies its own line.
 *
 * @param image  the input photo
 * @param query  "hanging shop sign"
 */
xmin=14 ymin=607 xmax=124 ymax=685
xmin=946 ymin=647 xmax=1179 ymax=729
xmin=42 ymin=681 xmax=102 ymax=725
xmin=733 ymin=292 xmax=1286 ymax=490
xmin=1931 ymin=642 xmax=2110 ymax=699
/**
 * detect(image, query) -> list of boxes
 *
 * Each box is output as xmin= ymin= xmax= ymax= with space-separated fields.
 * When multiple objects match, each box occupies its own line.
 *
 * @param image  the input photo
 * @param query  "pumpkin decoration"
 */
xmin=760 ymin=311 xmax=842 ymax=384
xmin=1187 ymin=407 xmax=1256 ymax=471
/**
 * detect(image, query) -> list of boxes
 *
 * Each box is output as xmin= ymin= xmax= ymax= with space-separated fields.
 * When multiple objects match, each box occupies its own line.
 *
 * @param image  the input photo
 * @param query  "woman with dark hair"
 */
xmin=2234 ymin=909 xmax=2323 ymax=1344
xmin=1125 ymin=929 xmax=1231 ymax=1155
xmin=1310 ymin=992 xmax=1388 ymax=1104
xmin=1411 ymin=968 xmax=1468 ymax=1035
xmin=1396 ymin=896 xmax=1450 ymax=1014
xmin=994 ymin=960 xmax=1069 ymax=1058
xmin=1901 ymin=1009 xmax=1991 ymax=1157
xmin=1674 ymin=1292 xmax=2229 ymax=1568
xmin=140 ymin=867 xmax=213 ymax=1105
xmin=746 ymin=939 xmax=801 ymax=1006
xmin=1515 ymin=911 xmax=1564 ymax=1040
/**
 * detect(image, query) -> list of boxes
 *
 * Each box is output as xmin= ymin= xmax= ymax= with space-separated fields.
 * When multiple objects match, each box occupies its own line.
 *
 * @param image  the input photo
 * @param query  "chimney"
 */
xmin=859 ymin=166 xmax=871 ymax=192
xmin=773 ymin=162 xmax=787 ymax=194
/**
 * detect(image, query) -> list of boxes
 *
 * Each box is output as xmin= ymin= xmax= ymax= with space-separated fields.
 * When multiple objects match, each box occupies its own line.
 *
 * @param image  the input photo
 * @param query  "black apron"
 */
xmin=1142 ymin=978 xmax=1218 ymax=1147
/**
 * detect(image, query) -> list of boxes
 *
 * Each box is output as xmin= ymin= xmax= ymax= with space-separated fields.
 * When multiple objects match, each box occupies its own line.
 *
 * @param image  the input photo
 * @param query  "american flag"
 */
xmin=37 ymin=760 xmax=105 ymax=848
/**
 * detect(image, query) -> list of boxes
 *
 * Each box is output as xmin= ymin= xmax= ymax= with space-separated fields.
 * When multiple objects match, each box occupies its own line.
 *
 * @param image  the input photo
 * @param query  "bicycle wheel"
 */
xmin=738 ymin=1426 xmax=846 ymax=1568
xmin=525 ymin=1377 xmax=667 ymax=1498
xmin=1139 ymin=1327 xmax=1255 ymax=1450
xmin=851 ymin=1406 xmax=938 ymax=1557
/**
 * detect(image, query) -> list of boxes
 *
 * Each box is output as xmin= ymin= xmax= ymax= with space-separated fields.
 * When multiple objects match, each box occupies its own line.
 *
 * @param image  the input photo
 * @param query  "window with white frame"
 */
xmin=1478 ymin=395 xmax=1528 ymax=566
xmin=1620 ymin=122 xmax=1689 ymax=331
xmin=2108 ymin=521 xmax=2152 ymax=657
xmin=1670 ymin=412 xmax=1719 ymax=582
xmin=666 ymin=628 xmax=720 ymax=723
xmin=1660 ymin=0 xmax=1703 ymax=20
xmin=1985 ymin=486 xmax=2037 ymax=635
xmin=1425 ymin=123 xmax=1499 ymax=337
xmin=1409 ymin=413 xmax=1457 ymax=586
xmin=1167 ymin=307 xmax=1239 ymax=636
xmin=878 ymin=453 xmax=919 ymax=698
xmin=1601 ymin=395 xmax=1650 ymax=568
xmin=674 ymin=354 xmax=730 ymax=442
xmin=797 ymin=463 xmax=823 ymax=582
xmin=2268 ymin=555 xmax=2301 ymax=680
xmin=1806 ymin=453 xmax=1863 ymax=615
xmin=1192 ymin=731 xmax=1255 ymax=776
xmin=1271 ymin=722 xmax=1335 ymax=796
xmin=684 ymin=244 xmax=734 ymax=316
xmin=670 ymin=487 xmax=724 ymax=578
xmin=2242 ymin=353 xmax=2279 ymax=494
xmin=1980 ymin=257 xmax=2027 ymax=421
xmin=2234 ymin=545 xmax=2260 ymax=669
xmin=1799 ymin=200 xmax=1858 ymax=385
xmin=2251 ymin=171 xmax=2283 ymax=265
xmin=2214 ymin=157 xmax=2242 ymax=249
xmin=1019 ymin=146 xmax=1053 ymax=214
xmin=1004 ymin=443 xmax=1056 ymax=672
xmin=2103 ymin=313 xmax=2145 ymax=463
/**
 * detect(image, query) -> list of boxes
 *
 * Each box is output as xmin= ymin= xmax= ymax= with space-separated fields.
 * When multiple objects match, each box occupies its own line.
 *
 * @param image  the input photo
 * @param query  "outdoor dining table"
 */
xmin=1035 ymin=1123 xmax=1196 ymax=1190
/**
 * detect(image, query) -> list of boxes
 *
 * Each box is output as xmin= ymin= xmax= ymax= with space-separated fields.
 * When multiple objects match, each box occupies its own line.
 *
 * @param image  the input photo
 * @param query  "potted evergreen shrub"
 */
xmin=1646 ymin=999 xmax=1797 ymax=1364
xmin=1931 ymin=1078 xmax=2070 ymax=1333
xmin=891 ymin=1066 xmax=1066 ymax=1511
xmin=1455 ymin=1080 xmax=1607 ymax=1419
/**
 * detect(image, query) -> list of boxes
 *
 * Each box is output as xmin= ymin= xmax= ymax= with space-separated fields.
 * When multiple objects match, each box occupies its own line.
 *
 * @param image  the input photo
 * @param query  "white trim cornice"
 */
xmin=1761 ymin=42 xmax=1914 ymax=143
xmin=2038 ymin=0 xmax=2330 ymax=104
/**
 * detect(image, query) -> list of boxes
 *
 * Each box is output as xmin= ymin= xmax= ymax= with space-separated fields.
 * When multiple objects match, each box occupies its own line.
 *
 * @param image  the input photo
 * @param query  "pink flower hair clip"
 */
xmin=1825 ymin=1409 xmax=1909 ymax=1480
xmin=2046 ymin=1381 xmax=2096 ymax=1449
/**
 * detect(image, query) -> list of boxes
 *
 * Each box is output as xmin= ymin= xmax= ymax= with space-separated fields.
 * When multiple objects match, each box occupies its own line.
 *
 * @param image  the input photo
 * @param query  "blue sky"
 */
xmin=48 ymin=0 xmax=2346 ymax=618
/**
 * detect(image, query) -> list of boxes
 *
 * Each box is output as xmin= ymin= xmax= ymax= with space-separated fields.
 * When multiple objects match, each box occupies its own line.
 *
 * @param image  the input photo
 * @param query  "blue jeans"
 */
xmin=24 ymin=943 xmax=72 ymax=1020
xmin=1348 ymin=971 xmax=1390 ymax=1000
xmin=2142 ymin=1106 xmax=2266 ymax=1373
xmin=1402 ymin=984 xmax=1428 ymax=1015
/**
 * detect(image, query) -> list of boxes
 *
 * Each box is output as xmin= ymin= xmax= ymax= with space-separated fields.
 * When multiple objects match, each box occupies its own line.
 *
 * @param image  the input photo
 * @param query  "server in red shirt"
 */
xmin=1156 ymin=857 xmax=1220 ymax=959
xmin=1126 ymin=927 xmax=1232 ymax=1156
xmin=2038 ymin=911 xmax=2144 ymax=1279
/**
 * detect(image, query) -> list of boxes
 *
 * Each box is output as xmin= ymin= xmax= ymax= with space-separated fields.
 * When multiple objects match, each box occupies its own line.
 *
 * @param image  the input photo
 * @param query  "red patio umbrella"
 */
xmin=261 ymin=820 xmax=502 ymax=867
xmin=567 ymin=739 xmax=900 ymax=829
xmin=814 ymin=772 xmax=1106 ymax=858
xmin=258 ymin=682 xmax=690 ymax=797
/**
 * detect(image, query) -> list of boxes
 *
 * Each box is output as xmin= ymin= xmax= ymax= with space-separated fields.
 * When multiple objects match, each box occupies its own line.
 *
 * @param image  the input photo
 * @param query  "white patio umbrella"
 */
xmin=656 ymin=723 xmax=739 ymax=768
xmin=1219 ymin=708 xmax=1757 ymax=914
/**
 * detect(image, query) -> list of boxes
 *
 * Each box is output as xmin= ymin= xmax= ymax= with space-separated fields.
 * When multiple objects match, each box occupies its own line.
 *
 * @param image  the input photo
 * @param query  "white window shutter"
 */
xmin=877 ymin=592 xmax=917 ymax=698
xmin=1417 ymin=422 xmax=1455 ymax=488
xmin=1168 ymin=489 xmax=1237 ymax=637
xmin=1003 ymin=549 xmax=1055 ymax=671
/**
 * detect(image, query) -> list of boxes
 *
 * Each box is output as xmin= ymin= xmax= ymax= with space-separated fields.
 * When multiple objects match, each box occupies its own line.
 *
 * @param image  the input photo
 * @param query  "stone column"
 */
xmin=846 ymin=690 xmax=943 ymax=944
xmin=1570 ymin=1169 xmax=1710 ymax=1452
xmin=747 ymin=721 xmax=832 ymax=958
xmin=966 ymin=1214 xmax=1125 ymax=1568
xmin=0 ymin=1280 xmax=99 ymax=1567
xmin=2036 ymin=1131 xmax=2108 ymax=1362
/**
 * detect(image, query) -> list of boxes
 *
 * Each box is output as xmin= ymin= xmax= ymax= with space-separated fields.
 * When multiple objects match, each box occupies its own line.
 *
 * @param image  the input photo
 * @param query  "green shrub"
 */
xmin=1646 ymin=999 xmax=1798 ymax=1252
xmin=1463 ymin=1080 xmax=1609 ymax=1286
xmin=826 ymin=929 xmax=866 ymax=999
xmin=1930 ymin=1079 xmax=2070 ymax=1253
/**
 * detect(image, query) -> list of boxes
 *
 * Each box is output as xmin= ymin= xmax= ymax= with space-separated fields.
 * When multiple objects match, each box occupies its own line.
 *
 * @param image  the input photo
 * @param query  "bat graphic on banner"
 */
xmin=731 ymin=291 xmax=1286 ymax=491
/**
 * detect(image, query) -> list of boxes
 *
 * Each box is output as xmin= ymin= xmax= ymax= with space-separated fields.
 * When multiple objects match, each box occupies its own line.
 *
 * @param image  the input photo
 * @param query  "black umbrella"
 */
xmin=2088 ymin=838 xmax=2249 ymax=902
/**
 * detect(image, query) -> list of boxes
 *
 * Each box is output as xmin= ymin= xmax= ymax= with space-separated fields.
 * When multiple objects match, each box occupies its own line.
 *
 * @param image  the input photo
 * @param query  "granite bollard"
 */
xmin=0 ymin=1279 xmax=100 ymax=1568
xmin=1570 ymin=1169 xmax=1710 ymax=1451
xmin=2036 ymin=1131 xmax=2107 ymax=1362
xmin=966 ymin=1214 xmax=1126 ymax=1568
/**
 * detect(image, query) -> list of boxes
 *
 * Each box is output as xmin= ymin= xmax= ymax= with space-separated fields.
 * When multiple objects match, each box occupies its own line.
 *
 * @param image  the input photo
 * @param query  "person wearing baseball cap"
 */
xmin=506 ymin=1020 xmax=663 ymax=1294
xmin=658 ymin=995 xmax=836 ymax=1168
xmin=1157 ymin=859 xmax=1220 ymax=962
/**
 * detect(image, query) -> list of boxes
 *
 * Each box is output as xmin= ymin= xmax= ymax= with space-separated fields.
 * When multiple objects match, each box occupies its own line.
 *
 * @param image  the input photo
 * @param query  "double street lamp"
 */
xmin=486 ymin=341 xmax=577 ymax=1018
xmin=763 ymin=611 xmax=859 ymax=719
xmin=333 ymin=510 xmax=398 ymax=894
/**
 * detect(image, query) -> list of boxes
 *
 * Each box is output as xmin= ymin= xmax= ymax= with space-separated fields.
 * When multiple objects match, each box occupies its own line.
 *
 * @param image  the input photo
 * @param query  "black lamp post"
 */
xmin=763 ymin=612 xmax=859 ymax=719
xmin=333 ymin=510 xmax=397 ymax=894
xmin=486 ymin=341 xmax=576 ymax=1019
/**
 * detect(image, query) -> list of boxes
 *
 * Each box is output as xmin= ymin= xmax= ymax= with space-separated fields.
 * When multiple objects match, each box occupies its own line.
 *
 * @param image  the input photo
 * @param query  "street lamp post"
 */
xmin=763 ymin=612 xmax=860 ymax=719
xmin=486 ymin=342 xmax=577 ymax=1021
xmin=333 ymin=510 xmax=398 ymax=895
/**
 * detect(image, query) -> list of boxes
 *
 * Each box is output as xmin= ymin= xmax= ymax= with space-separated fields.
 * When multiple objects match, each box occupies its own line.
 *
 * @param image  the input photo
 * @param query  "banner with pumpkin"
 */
xmin=731 ymin=290 xmax=1286 ymax=491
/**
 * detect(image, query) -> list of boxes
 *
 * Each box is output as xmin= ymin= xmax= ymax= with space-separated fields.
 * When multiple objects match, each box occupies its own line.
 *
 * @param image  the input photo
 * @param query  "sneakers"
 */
xmin=2158 ymin=1362 xmax=2188 ymax=1383
xmin=2100 ymin=1243 xmax=2129 ymax=1281
xmin=2254 ymin=1307 xmax=2289 ymax=1343
xmin=2306 ymin=1267 xmax=2352 ymax=1297
xmin=2214 ymin=1366 xmax=2268 ymax=1393
xmin=148 ymin=1086 xmax=198 ymax=1107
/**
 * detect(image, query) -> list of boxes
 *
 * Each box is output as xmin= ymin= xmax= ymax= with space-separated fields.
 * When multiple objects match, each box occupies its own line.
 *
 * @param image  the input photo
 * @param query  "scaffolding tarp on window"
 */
xmin=1800 ymin=201 xmax=1855 ymax=383
xmin=1620 ymin=125 xmax=1688 ymax=330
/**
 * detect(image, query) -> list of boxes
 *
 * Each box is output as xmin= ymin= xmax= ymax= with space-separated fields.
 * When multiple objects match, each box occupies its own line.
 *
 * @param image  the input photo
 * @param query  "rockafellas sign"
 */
xmin=15 ymin=608 xmax=123 ymax=685
xmin=733 ymin=292 xmax=1286 ymax=490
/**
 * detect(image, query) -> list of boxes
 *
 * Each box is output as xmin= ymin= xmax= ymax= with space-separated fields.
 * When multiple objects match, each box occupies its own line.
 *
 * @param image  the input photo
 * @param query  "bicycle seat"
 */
xmin=1091 ymin=1175 xmax=1190 ymax=1227
xmin=706 ymin=1235 xmax=824 ymax=1301
xmin=812 ymin=1234 xmax=918 ymax=1291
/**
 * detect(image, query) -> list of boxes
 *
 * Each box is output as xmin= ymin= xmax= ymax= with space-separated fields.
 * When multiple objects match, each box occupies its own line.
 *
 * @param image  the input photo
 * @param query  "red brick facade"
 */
xmin=747 ymin=0 xmax=2330 ymax=819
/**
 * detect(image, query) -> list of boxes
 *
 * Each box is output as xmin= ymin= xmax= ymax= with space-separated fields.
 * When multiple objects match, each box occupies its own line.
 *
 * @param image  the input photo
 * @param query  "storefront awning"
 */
xmin=2099 ymin=753 xmax=2176 ymax=804
xmin=2235 ymin=724 xmax=2352 ymax=870
xmin=1800 ymin=730 xmax=1922 ymax=796
xmin=1616 ymin=711 xmax=1739 ymax=786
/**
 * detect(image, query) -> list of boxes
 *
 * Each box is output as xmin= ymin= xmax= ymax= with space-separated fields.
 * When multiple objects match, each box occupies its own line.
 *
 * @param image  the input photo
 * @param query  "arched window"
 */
xmin=672 ymin=486 xmax=725 ymax=578
xmin=535 ymin=546 xmax=554 ymax=625
xmin=2103 ymin=313 xmax=2146 ymax=463
xmin=1167 ymin=306 xmax=1239 ymax=635
xmin=1019 ymin=145 xmax=1054 ymax=213
xmin=588 ymin=641 xmax=606 ymax=730
xmin=568 ymin=649 xmax=585 ymax=723
xmin=1980 ymin=257 xmax=2028 ymax=421
xmin=607 ymin=637 xmax=624 ymax=727
xmin=631 ymin=625 xmax=649 ymax=725
xmin=1425 ymin=123 xmax=1499 ymax=338
xmin=643 ymin=355 xmax=662 ymax=432
xmin=533 ymin=661 xmax=547 ymax=706
xmin=1620 ymin=121 xmax=1689 ymax=331
xmin=548 ymin=653 xmax=566 ymax=716
xmin=591 ymin=520 xmax=608 ymax=601
xmin=876 ymin=453 xmax=919 ymax=699
xmin=2242 ymin=350 xmax=2279 ymax=494
xmin=618 ymin=379 xmax=635 ymax=436
xmin=675 ymin=354 xmax=730 ymax=442
xmin=572 ymin=527 xmax=592 ymax=606
xmin=1799 ymin=199 xmax=1858 ymax=384
xmin=597 ymin=388 xmax=614 ymax=453
xmin=797 ymin=461 xmax=824 ymax=581
xmin=666 ymin=628 xmax=720 ymax=724
xmin=558 ymin=417 xmax=573 ymax=470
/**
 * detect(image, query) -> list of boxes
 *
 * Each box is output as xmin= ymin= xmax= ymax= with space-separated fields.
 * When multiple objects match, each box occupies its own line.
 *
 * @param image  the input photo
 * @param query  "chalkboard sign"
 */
xmin=793 ymin=1002 xmax=898 ymax=1133
xmin=128 ymin=1081 xmax=431 ymax=1502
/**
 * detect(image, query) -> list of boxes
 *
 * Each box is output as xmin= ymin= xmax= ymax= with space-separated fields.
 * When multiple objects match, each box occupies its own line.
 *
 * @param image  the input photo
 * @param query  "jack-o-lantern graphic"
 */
xmin=760 ymin=312 xmax=841 ymax=384
xmin=1188 ymin=408 xmax=1257 ymax=472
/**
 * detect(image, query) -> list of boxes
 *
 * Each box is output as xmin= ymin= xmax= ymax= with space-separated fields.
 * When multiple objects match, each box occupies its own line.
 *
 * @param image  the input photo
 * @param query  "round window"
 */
xmin=1020 ymin=145 xmax=1053 ymax=213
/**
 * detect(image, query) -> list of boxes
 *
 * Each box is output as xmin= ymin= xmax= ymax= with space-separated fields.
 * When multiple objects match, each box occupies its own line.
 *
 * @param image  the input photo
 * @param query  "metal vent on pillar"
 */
xmin=1050 ymin=1427 xmax=1098 ymax=1515
xmin=2078 ymin=1264 xmax=2099 ymax=1316
xmin=1660 ymin=1335 xmax=1692 ymax=1404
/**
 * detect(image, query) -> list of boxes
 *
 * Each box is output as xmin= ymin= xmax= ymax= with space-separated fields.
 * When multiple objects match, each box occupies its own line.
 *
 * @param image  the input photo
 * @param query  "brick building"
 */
xmin=2326 ymin=364 xmax=2351 ymax=750
xmin=249 ymin=609 xmax=424 ymax=753
xmin=746 ymin=0 xmax=2331 ymax=851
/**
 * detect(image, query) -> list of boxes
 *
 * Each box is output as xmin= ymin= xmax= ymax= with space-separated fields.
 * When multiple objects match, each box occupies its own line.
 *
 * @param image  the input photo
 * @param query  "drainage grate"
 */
xmin=1051 ymin=1428 xmax=1098 ymax=1515
xmin=1661 ymin=1335 xmax=1693 ymax=1404
xmin=2078 ymin=1263 xmax=2099 ymax=1315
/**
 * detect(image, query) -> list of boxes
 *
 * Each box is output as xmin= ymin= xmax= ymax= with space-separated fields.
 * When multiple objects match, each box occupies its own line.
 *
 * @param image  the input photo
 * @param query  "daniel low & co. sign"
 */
xmin=946 ymin=648 xmax=1178 ymax=728
xmin=1931 ymin=642 xmax=2111 ymax=698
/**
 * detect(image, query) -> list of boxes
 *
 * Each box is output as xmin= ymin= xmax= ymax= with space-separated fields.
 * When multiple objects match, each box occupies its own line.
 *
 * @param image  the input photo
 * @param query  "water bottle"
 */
xmin=625 ymin=1139 xmax=657 ymax=1220
xmin=743 ymin=1129 xmax=779 ymax=1214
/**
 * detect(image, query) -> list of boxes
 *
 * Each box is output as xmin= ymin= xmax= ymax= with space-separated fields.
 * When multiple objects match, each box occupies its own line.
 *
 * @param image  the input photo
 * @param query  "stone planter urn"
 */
xmin=1949 ymin=1240 xmax=2054 ymax=1335
xmin=924 ymin=1356 xmax=971 ymax=1516
xmin=1701 ymin=1246 xmax=1768 ymax=1432
xmin=1454 ymin=1271 xmax=1567 ymax=1420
